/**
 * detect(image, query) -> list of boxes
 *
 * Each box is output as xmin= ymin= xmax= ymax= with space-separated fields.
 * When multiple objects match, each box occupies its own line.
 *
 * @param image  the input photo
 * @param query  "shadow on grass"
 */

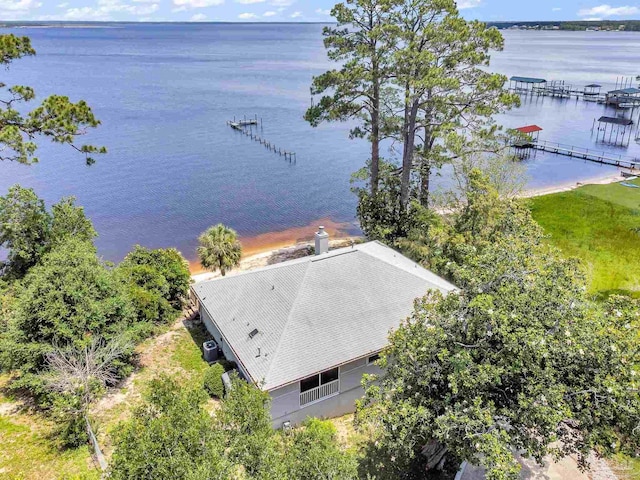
xmin=184 ymin=317 xmax=212 ymax=356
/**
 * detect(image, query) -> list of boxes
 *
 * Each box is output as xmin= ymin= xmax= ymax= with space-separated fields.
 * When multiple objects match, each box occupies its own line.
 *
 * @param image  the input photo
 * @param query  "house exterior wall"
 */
xmin=196 ymin=293 xmax=382 ymax=429
xmin=199 ymin=305 xmax=250 ymax=381
xmin=269 ymin=356 xmax=382 ymax=429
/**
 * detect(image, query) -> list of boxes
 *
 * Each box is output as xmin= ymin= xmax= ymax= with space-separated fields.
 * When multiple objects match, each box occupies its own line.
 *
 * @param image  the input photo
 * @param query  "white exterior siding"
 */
xmin=200 ymin=306 xmax=250 ymax=381
xmin=269 ymin=356 xmax=382 ymax=429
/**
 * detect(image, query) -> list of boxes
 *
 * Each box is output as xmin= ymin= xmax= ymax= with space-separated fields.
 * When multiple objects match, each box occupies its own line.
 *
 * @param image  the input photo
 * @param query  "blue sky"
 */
xmin=1 ymin=1 xmax=640 ymax=23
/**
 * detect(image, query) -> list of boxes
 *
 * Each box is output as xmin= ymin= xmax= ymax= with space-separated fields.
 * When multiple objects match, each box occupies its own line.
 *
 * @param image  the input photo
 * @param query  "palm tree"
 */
xmin=197 ymin=224 xmax=242 ymax=276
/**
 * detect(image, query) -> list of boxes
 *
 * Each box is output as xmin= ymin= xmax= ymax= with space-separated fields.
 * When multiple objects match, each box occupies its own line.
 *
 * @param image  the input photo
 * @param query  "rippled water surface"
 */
xmin=1 ymin=25 xmax=638 ymax=262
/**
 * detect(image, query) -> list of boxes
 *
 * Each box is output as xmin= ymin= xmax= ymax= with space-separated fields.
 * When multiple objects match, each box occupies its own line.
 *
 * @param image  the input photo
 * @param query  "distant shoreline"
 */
xmin=1 ymin=21 xmax=639 ymax=32
xmin=0 ymin=22 xmax=335 ymax=29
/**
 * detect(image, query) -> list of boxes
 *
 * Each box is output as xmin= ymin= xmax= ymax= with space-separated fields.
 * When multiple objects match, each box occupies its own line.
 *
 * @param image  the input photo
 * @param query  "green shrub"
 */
xmin=51 ymin=393 xmax=86 ymax=448
xmin=217 ymin=359 xmax=237 ymax=372
xmin=203 ymin=363 xmax=225 ymax=398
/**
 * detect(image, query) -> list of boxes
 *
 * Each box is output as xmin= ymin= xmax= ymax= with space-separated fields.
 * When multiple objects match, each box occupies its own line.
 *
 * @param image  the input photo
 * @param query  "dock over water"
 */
xmin=508 ymin=75 xmax=640 ymax=107
xmin=226 ymin=115 xmax=297 ymax=162
xmin=530 ymin=140 xmax=640 ymax=170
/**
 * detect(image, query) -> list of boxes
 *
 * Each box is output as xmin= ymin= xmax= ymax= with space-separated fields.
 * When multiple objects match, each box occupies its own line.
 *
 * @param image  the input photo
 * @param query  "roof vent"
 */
xmin=315 ymin=226 xmax=329 ymax=255
xmin=249 ymin=328 xmax=259 ymax=339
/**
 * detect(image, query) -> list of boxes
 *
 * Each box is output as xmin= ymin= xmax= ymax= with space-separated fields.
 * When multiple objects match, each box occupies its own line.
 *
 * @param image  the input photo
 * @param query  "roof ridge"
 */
xmin=196 ymin=243 xmax=372 ymax=288
xmin=260 ymin=259 xmax=314 ymax=388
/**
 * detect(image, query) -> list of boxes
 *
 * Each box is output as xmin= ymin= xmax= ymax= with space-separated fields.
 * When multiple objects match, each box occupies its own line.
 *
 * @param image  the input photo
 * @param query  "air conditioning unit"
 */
xmin=203 ymin=340 xmax=219 ymax=363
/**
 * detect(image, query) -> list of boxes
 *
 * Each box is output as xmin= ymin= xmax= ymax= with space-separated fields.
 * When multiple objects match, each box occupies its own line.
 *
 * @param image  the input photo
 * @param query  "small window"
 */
xmin=300 ymin=375 xmax=320 ymax=393
xmin=368 ymin=353 xmax=381 ymax=365
xmin=320 ymin=367 xmax=339 ymax=385
xmin=249 ymin=328 xmax=259 ymax=339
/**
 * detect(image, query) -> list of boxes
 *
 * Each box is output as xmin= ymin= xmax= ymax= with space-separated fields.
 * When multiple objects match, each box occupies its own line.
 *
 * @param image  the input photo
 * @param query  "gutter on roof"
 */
xmin=190 ymin=285 xmax=260 ymax=387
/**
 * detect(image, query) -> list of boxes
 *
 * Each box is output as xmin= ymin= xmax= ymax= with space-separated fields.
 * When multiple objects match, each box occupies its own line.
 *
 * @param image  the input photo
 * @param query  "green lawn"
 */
xmin=529 ymin=177 xmax=640 ymax=297
xmin=530 ymin=178 xmax=640 ymax=478
xmin=0 ymin=372 xmax=99 ymax=480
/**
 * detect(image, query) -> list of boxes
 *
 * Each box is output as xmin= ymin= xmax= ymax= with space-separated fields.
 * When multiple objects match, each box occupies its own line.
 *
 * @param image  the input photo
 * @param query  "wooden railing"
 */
xmin=300 ymin=379 xmax=340 ymax=407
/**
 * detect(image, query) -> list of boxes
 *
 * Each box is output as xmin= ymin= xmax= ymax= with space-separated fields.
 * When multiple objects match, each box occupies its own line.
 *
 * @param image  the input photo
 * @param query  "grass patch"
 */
xmin=611 ymin=454 xmax=640 ymax=480
xmin=172 ymin=322 xmax=212 ymax=380
xmin=579 ymin=177 xmax=640 ymax=211
xmin=529 ymin=179 xmax=640 ymax=297
xmin=0 ymin=413 xmax=99 ymax=480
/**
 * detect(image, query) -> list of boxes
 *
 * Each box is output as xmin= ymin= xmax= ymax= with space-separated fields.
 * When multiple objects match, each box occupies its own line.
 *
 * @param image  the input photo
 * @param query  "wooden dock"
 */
xmin=228 ymin=119 xmax=258 ymax=130
xmin=530 ymin=140 xmax=640 ymax=169
xmin=226 ymin=116 xmax=297 ymax=162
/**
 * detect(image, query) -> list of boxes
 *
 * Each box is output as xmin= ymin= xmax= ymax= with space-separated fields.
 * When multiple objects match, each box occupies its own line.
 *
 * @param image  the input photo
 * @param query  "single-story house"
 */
xmin=191 ymin=227 xmax=456 ymax=428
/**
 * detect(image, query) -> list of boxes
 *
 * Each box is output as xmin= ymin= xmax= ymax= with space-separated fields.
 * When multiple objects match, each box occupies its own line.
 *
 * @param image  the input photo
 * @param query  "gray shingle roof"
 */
xmin=192 ymin=241 xmax=456 ymax=391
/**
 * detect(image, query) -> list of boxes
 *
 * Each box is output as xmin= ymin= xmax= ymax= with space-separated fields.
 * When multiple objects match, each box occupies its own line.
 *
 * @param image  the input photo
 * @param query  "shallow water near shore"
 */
xmin=0 ymin=24 xmax=638 ymax=263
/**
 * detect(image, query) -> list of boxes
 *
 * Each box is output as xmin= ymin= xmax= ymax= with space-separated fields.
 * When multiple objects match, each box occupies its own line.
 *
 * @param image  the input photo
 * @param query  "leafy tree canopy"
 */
xmin=0 ymin=186 xmax=97 ymax=278
xmin=2 ymin=238 xmax=133 ymax=373
xmin=0 ymin=184 xmax=50 ymax=278
xmin=49 ymin=196 xmax=97 ymax=247
xmin=286 ymin=417 xmax=359 ymax=480
xmin=357 ymin=171 xmax=640 ymax=479
xmin=119 ymin=245 xmax=191 ymax=310
xmin=0 ymin=34 xmax=105 ymax=165
xmin=115 ymin=263 xmax=174 ymax=325
xmin=110 ymin=375 xmax=358 ymax=480
xmin=110 ymin=375 xmax=232 ymax=480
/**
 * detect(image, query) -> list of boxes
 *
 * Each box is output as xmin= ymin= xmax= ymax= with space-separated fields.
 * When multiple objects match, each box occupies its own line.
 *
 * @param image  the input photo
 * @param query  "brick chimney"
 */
xmin=314 ymin=226 xmax=329 ymax=255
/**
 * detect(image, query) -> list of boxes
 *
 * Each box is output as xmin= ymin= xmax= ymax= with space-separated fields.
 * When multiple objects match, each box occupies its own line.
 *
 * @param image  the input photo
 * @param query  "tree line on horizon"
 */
xmin=488 ymin=20 xmax=640 ymax=31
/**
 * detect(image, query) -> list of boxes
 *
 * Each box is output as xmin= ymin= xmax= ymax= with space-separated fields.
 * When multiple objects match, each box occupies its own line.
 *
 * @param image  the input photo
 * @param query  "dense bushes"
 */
xmin=203 ymin=363 xmax=225 ymax=398
xmin=2 ymin=238 xmax=134 ymax=376
xmin=0 ymin=187 xmax=192 ymax=402
xmin=119 ymin=246 xmax=191 ymax=311
xmin=110 ymin=375 xmax=358 ymax=480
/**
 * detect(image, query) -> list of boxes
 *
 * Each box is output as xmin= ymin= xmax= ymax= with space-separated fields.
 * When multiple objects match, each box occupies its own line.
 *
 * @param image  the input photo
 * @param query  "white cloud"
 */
xmin=457 ymin=0 xmax=481 ymax=9
xmin=0 ymin=0 xmax=40 ymax=11
xmin=289 ymin=10 xmax=301 ymax=18
xmin=578 ymin=4 xmax=640 ymax=17
xmin=190 ymin=12 xmax=207 ymax=20
xmin=263 ymin=10 xmax=276 ymax=16
xmin=42 ymin=1 xmax=160 ymax=21
xmin=270 ymin=0 xmax=294 ymax=6
xmin=235 ymin=0 xmax=264 ymax=3
xmin=552 ymin=7 xmax=562 ymax=12
xmin=172 ymin=0 xmax=225 ymax=9
xmin=57 ymin=2 xmax=69 ymax=7
xmin=315 ymin=8 xmax=330 ymax=15
xmin=238 ymin=12 xmax=258 ymax=19
xmin=0 ymin=0 xmax=42 ymax=17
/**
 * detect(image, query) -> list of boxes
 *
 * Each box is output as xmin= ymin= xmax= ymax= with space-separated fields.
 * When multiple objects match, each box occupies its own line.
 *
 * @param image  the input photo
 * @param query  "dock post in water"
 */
xmin=226 ymin=116 xmax=297 ymax=163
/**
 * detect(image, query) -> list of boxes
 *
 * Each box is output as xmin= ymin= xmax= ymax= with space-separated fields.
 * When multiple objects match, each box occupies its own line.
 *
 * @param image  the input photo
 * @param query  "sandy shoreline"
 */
xmin=191 ymin=237 xmax=361 ymax=283
xmin=520 ymin=171 xmax=627 ymax=198
xmin=190 ymin=171 xmax=631 ymax=282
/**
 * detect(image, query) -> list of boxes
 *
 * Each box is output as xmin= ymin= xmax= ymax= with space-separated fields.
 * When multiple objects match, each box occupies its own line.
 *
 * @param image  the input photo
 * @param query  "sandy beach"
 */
xmin=520 ymin=171 xmax=628 ymax=198
xmin=191 ymin=170 xmax=632 ymax=283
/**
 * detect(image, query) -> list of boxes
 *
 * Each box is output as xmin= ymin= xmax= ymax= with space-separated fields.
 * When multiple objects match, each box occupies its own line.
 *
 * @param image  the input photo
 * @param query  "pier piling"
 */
xmin=226 ymin=115 xmax=297 ymax=163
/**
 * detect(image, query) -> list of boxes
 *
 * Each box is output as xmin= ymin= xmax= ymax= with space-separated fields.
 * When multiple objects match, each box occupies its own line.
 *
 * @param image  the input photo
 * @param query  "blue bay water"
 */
xmin=0 ymin=24 xmax=638 ymax=263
